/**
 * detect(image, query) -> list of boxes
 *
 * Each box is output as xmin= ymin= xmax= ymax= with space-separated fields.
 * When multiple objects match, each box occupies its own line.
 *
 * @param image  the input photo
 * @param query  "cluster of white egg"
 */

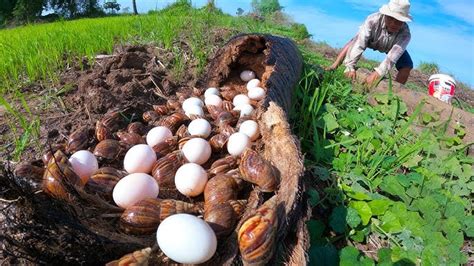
xmin=66 ymin=70 xmax=266 ymax=264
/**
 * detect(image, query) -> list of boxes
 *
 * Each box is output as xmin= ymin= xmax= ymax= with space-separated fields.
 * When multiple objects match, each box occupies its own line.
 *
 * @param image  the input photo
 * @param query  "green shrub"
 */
xmin=290 ymin=23 xmax=311 ymax=40
xmin=251 ymin=0 xmax=282 ymax=16
xmin=418 ymin=61 xmax=439 ymax=75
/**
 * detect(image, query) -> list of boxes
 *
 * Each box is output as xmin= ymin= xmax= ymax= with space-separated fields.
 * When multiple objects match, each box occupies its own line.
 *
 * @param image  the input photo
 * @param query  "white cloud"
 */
xmin=437 ymin=0 xmax=474 ymax=25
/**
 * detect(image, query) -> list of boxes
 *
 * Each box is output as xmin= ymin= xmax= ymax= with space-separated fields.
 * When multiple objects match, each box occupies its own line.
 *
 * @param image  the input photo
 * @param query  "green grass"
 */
xmin=418 ymin=61 xmax=439 ymax=75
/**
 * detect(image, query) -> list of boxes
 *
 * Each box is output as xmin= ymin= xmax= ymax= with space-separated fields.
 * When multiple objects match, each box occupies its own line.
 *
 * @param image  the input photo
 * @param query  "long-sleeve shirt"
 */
xmin=343 ymin=12 xmax=411 ymax=76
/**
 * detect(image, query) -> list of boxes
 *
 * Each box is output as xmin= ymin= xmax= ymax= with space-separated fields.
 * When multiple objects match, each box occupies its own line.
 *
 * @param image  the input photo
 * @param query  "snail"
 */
xmin=239 ymin=148 xmax=280 ymax=192
xmin=106 ymin=247 xmax=151 ymax=266
xmin=42 ymin=150 xmax=82 ymax=201
xmin=120 ymin=198 xmax=203 ymax=235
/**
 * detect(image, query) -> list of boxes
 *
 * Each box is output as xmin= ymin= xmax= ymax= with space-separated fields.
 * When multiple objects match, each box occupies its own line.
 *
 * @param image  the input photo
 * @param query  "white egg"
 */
xmin=248 ymin=86 xmax=266 ymax=100
xmin=113 ymin=173 xmax=159 ymax=209
xmin=237 ymin=104 xmax=254 ymax=117
xmin=175 ymin=163 xmax=208 ymax=197
xmin=185 ymin=104 xmax=204 ymax=117
xmin=204 ymin=94 xmax=223 ymax=108
xmin=246 ymin=78 xmax=261 ymax=90
xmin=181 ymin=138 xmax=212 ymax=165
xmin=69 ymin=150 xmax=98 ymax=185
xmin=188 ymin=118 xmax=212 ymax=138
xmin=204 ymin=87 xmax=220 ymax=97
xmin=182 ymin=97 xmax=204 ymax=112
xmin=157 ymin=214 xmax=217 ymax=264
xmin=240 ymin=70 xmax=256 ymax=82
xmin=233 ymin=94 xmax=250 ymax=107
xmin=146 ymin=126 xmax=173 ymax=147
xmin=227 ymin=132 xmax=250 ymax=156
xmin=123 ymin=144 xmax=157 ymax=174
xmin=239 ymin=120 xmax=260 ymax=141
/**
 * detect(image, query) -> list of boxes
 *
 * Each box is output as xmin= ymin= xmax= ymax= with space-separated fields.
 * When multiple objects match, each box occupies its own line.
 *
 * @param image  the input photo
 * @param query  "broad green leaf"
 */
xmin=329 ymin=206 xmax=347 ymax=234
xmin=380 ymin=211 xmax=402 ymax=233
xmin=464 ymin=215 xmax=474 ymax=237
xmin=356 ymin=128 xmax=374 ymax=141
xmin=346 ymin=207 xmax=362 ymax=228
xmin=368 ymin=199 xmax=391 ymax=216
xmin=307 ymin=219 xmax=325 ymax=245
xmin=323 ymin=113 xmax=339 ymax=132
xmin=308 ymin=189 xmax=320 ymax=207
xmin=350 ymin=201 xmax=372 ymax=225
xmin=309 ymin=244 xmax=339 ymax=266
xmin=444 ymin=201 xmax=465 ymax=221
xmin=412 ymin=196 xmax=439 ymax=215
xmin=313 ymin=166 xmax=330 ymax=181
xmin=342 ymin=183 xmax=372 ymax=201
xmin=402 ymin=154 xmax=423 ymax=168
xmin=380 ymin=176 xmax=407 ymax=202
xmin=377 ymin=248 xmax=393 ymax=265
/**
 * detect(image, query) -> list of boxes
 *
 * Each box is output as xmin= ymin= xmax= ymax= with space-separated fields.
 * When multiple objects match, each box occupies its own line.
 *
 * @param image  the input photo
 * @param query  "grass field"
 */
xmin=1 ymin=2 xmax=472 ymax=265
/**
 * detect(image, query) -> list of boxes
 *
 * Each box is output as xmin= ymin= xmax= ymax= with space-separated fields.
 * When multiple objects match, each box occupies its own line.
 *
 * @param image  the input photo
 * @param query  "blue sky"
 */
xmin=115 ymin=0 xmax=474 ymax=86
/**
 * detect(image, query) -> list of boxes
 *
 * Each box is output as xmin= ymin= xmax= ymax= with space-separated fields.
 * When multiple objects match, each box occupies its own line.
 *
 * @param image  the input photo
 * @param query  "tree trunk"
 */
xmin=132 ymin=0 xmax=137 ymax=15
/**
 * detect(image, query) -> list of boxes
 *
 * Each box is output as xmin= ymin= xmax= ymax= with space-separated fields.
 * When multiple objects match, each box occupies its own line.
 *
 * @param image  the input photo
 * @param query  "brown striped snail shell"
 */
xmin=204 ymin=202 xmax=236 ymax=238
xmin=209 ymin=156 xmax=238 ymax=176
xmin=209 ymin=133 xmax=228 ymax=152
xmin=105 ymin=247 xmax=151 ymax=266
xmin=152 ymin=137 xmax=177 ymax=157
xmin=127 ymin=121 xmax=147 ymax=135
xmin=215 ymin=111 xmax=237 ymax=127
xmin=222 ymin=100 xmax=234 ymax=112
xmin=177 ymin=135 xmax=198 ymax=150
xmin=238 ymin=195 xmax=278 ymax=266
xmin=96 ymin=111 xmax=123 ymax=141
xmin=152 ymin=104 xmax=170 ymax=115
xmin=154 ymin=112 xmax=188 ymax=133
xmin=166 ymin=98 xmax=181 ymax=111
xmin=206 ymin=105 xmax=223 ymax=120
xmin=218 ymin=123 xmax=236 ymax=137
xmin=229 ymin=199 xmax=247 ymax=217
xmin=93 ymin=139 xmax=126 ymax=161
xmin=220 ymin=86 xmax=239 ymax=101
xmin=175 ymin=124 xmax=189 ymax=139
xmin=204 ymin=174 xmax=239 ymax=207
xmin=14 ymin=162 xmax=45 ymax=181
xmin=192 ymin=87 xmax=203 ymax=96
xmin=85 ymin=167 xmax=124 ymax=200
xmin=151 ymin=150 xmax=184 ymax=187
xmin=42 ymin=150 xmax=82 ymax=201
xmin=142 ymin=110 xmax=160 ymax=123
xmin=116 ymin=131 xmax=145 ymax=146
xmin=120 ymin=198 xmax=203 ymax=235
xmin=239 ymin=149 xmax=279 ymax=192
xmin=66 ymin=126 xmax=91 ymax=153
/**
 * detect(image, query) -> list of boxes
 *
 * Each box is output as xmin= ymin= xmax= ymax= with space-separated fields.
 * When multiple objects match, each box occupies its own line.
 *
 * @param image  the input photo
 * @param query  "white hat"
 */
xmin=379 ymin=0 xmax=412 ymax=22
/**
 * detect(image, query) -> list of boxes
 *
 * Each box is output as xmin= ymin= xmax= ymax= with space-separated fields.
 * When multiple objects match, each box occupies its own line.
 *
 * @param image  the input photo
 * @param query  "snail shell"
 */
xmin=154 ymin=112 xmax=188 ymax=133
xmin=96 ymin=111 xmax=123 ymax=141
xmin=239 ymin=149 xmax=279 ymax=192
xmin=215 ymin=111 xmax=237 ymax=127
xmin=127 ymin=122 xmax=147 ymax=135
xmin=151 ymin=137 xmax=177 ymax=157
xmin=209 ymin=156 xmax=238 ymax=176
xmin=85 ymin=167 xmax=124 ymax=200
xmin=151 ymin=150 xmax=185 ymax=187
xmin=175 ymin=124 xmax=189 ymax=139
xmin=222 ymin=100 xmax=234 ymax=112
xmin=66 ymin=126 xmax=91 ymax=154
xmin=105 ymin=247 xmax=151 ymax=266
xmin=120 ymin=198 xmax=203 ymax=235
xmin=42 ymin=150 xmax=82 ymax=201
xmin=220 ymin=86 xmax=239 ymax=101
xmin=238 ymin=195 xmax=278 ymax=266
xmin=166 ymin=98 xmax=181 ymax=111
xmin=142 ymin=110 xmax=160 ymax=123
xmin=153 ymin=104 xmax=170 ymax=115
xmin=206 ymin=105 xmax=223 ymax=120
xmin=209 ymin=133 xmax=228 ymax=152
xmin=116 ymin=131 xmax=145 ymax=146
xmin=93 ymin=139 xmax=126 ymax=161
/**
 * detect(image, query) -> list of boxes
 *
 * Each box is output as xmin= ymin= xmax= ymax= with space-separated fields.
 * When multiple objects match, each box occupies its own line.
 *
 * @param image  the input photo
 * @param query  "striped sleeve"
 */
xmin=374 ymin=31 xmax=411 ymax=76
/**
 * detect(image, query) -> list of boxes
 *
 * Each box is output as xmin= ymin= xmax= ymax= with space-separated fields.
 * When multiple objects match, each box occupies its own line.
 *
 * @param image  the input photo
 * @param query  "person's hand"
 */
xmin=344 ymin=70 xmax=356 ymax=81
xmin=365 ymin=71 xmax=380 ymax=87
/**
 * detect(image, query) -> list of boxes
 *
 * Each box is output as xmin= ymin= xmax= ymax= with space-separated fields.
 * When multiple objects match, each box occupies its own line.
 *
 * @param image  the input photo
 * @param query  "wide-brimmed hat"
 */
xmin=379 ymin=0 xmax=412 ymax=22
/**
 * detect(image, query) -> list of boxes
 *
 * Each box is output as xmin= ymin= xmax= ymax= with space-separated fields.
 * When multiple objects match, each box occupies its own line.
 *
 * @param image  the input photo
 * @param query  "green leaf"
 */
xmin=402 ymin=154 xmax=423 ymax=168
xmin=340 ymin=246 xmax=374 ymax=266
xmin=377 ymin=248 xmax=393 ymax=265
xmin=380 ymin=176 xmax=407 ymax=202
xmin=342 ymin=183 xmax=372 ymax=201
xmin=422 ymin=112 xmax=433 ymax=124
xmin=346 ymin=207 xmax=362 ymax=228
xmin=349 ymin=201 xmax=372 ymax=225
xmin=308 ymin=188 xmax=320 ymax=207
xmin=368 ymin=199 xmax=391 ymax=216
xmin=463 ymin=215 xmax=474 ymax=237
xmin=313 ymin=166 xmax=330 ymax=181
xmin=329 ymin=206 xmax=347 ymax=234
xmin=444 ymin=201 xmax=465 ymax=221
xmin=307 ymin=219 xmax=325 ymax=245
xmin=323 ymin=113 xmax=339 ymax=132
xmin=380 ymin=211 xmax=402 ymax=233
xmin=309 ymin=244 xmax=339 ymax=266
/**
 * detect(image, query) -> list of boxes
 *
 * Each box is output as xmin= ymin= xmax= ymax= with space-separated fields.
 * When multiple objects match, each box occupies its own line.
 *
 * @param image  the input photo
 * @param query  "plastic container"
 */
xmin=428 ymin=74 xmax=456 ymax=103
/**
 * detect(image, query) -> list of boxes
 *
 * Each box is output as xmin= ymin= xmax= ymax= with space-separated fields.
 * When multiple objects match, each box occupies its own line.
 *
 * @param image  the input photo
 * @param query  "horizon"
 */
xmin=115 ymin=0 xmax=474 ymax=88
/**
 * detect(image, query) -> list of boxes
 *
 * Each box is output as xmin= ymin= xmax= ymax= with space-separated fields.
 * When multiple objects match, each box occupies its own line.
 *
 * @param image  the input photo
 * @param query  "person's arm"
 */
xmin=374 ymin=32 xmax=411 ymax=76
xmin=343 ymin=17 xmax=373 ymax=73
